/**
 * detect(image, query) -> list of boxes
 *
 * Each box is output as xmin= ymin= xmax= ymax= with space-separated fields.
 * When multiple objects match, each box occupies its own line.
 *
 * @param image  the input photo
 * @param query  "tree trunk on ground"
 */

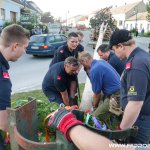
xmin=79 ymin=23 xmax=108 ymax=111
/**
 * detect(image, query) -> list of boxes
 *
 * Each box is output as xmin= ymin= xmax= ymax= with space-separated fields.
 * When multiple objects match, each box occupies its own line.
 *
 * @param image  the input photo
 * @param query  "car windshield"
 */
xmin=30 ymin=36 xmax=45 ymax=43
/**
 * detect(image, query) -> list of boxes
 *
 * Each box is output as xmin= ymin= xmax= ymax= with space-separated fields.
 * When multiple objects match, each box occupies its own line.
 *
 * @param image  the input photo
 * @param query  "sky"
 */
xmin=32 ymin=0 xmax=146 ymax=19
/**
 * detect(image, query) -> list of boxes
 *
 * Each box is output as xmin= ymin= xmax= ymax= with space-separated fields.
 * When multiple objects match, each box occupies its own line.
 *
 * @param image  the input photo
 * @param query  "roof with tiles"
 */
xmin=126 ymin=12 xmax=148 ymax=21
xmin=110 ymin=1 xmax=141 ymax=14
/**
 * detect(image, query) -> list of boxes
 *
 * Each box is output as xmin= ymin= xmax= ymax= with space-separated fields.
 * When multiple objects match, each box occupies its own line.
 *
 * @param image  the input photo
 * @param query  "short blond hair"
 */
xmin=0 ymin=24 xmax=30 ymax=47
xmin=78 ymin=51 xmax=93 ymax=62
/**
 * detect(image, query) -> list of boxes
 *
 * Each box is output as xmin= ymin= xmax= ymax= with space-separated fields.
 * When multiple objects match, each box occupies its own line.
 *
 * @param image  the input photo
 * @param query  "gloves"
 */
xmin=48 ymin=108 xmax=84 ymax=142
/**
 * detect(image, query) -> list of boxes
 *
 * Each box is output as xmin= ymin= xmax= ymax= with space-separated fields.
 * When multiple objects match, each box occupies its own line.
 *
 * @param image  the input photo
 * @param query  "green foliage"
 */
xmin=130 ymin=28 xmax=137 ymax=33
xmin=3 ymin=21 xmax=13 ymax=28
xmin=144 ymin=31 xmax=150 ymax=37
xmin=146 ymin=0 xmax=150 ymax=22
xmin=24 ymin=24 xmax=34 ymax=31
xmin=41 ymin=12 xmax=54 ymax=23
xmin=11 ymin=84 xmax=85 ymax=141
xmin=89 ymin=7 xmax=116 ymax=30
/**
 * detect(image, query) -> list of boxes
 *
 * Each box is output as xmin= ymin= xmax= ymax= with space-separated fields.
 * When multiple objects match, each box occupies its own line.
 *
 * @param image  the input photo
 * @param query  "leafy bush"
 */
xmin=3 ymin=21 xmax=13 ymax=28
xmin=11 ymin=84 xmax=85 ymax=142
xmin=129 ymin=28 xmax=136 ymax=33
xmin=144 ymin=32 xmax=150 ymax=37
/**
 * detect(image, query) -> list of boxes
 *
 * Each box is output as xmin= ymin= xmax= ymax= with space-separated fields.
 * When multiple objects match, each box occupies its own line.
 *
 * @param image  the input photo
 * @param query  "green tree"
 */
xmin=90 ymin=7 xmax=116 ymax=30
xmin=41 ymin=12 xmax=54 ymax=24
xmin=146 ymin=0 xmax=150 ymax=22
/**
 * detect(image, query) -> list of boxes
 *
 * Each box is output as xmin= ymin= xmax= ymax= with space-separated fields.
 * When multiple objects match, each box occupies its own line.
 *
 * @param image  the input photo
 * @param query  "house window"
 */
xmin=119 ymin=20 xmax=123 ymax=26
xmin=1 ymin=8 xmax=5 ymax=20
xmin=130 ymin=24 xmax=132 ymax=30
xmin=10 ymin=11 xmax=17 ymax=23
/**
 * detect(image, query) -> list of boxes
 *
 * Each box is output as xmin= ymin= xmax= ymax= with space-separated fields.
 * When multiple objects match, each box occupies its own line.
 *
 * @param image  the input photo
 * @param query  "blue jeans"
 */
xmin=130 ymin=115 xmax=150 ymax=144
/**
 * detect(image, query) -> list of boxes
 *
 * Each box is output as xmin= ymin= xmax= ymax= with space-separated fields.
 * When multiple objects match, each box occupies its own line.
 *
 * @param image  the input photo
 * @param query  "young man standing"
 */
xmin=49 ymin=32 xmax=79 ymax=67
xmin=109 ymin=29 xmax=150 ymax=144
xmin=0 ymin=24 xmax=29 ymax=149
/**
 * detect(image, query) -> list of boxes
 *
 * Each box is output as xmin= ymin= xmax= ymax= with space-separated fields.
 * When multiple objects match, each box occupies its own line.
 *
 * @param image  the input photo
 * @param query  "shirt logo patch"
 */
xmin=60 ymin=50 xmax=64 ymax=53
xmin=128 ymin=86 xmax=137 ymax=96
xmin=3 ymin=72 xmax=10 ymax=79
xmin=57 ymin=75 xmax=62 ymax=80
xmin=125 ymin=62 xmax=132 ymax=70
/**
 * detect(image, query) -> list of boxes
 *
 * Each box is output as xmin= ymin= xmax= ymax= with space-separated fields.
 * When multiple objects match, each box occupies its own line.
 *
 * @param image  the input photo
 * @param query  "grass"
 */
xmin=11 ymin=83 xmax=85 ymax=141
xmin=12 ymin=83 xmax=85 ymax=103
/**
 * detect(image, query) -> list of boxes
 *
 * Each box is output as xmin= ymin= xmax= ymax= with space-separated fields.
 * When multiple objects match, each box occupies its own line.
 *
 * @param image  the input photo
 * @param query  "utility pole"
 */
xmin=66 ymin=10 xmax=69 ymax=32
xmin=133 ymin=7 xmax=138 ymax=29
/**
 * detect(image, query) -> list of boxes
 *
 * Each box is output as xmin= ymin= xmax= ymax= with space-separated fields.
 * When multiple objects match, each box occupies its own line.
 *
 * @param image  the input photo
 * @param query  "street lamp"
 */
xmin=66 ymin=10 xmax=69 ymax=32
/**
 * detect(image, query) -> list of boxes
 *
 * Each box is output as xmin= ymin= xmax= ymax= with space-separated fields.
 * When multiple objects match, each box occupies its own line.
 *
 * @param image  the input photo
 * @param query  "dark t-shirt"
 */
xmin=50 ymin=44 xmax=84 ymax=67
xmin=0 ymin=52 xmax=12 ymax=110
xmin=75 ymin=44 xmax=84 ymax=58
xmin=108 ymin=51 xmax=125 ymax=75
xmin=50 ymin=45 xmax=75 ymax=67
xmin=121 ymin=47 xmax=150 ymax=115
xmin=42 ymin=61 xmax=76 ymax=99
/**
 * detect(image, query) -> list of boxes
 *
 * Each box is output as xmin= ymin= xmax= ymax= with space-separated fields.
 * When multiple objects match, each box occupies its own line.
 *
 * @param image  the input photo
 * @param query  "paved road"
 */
xmin=10 ymin=29 xmax=93 ymax=94
xmin=134 ymin=36 xmax=149 ymax=52
xmin=9 ymin=31 xmax=150 ymax=94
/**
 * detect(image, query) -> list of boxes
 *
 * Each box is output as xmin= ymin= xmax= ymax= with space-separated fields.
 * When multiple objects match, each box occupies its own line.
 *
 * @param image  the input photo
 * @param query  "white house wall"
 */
xmin=113 ymin=14 xmax=126 ymax=29
xmin=0 ymin=0 xmax=21 ymax=25
xmin=125 ymin=20 xmax=150 ymax=32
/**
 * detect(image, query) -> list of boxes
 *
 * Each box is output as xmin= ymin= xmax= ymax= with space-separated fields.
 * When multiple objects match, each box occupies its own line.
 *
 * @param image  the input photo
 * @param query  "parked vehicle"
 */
xmin=76 ymin=24 xmax=86 ymax=30
xmin=26 ymin=34 xmax=67 ymax=56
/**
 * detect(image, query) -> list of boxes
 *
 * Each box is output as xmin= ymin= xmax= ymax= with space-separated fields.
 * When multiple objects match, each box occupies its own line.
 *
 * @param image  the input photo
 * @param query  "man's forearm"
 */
xmin=60 ymin=90 xmax=70 ymax=106
xmin=93 ymin=93 xmax=101 ymax=107
xmin=120 ymin=101 xmax=143 ymax=129
xmin=70 ymin=81 xmax=77 ymax=98
xmin=70 ymin=125 xmax=135 ymax=150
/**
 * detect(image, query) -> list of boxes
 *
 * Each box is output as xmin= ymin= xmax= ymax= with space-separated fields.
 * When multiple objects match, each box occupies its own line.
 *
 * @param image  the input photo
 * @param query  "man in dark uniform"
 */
xmin=49 ymin=32 xmax=79 ymax=67
xmin=42 ymin=57 xmax=80 ymax=106
xmin=0 ymin=24 xmax=29 ymax=149
xmin=49 ymin=32 xmax=84 ymax=103
xmin=109 ymin=29 xmax=150 ymax=144
xmin=97 ymin=44 xmax=125 ymax=75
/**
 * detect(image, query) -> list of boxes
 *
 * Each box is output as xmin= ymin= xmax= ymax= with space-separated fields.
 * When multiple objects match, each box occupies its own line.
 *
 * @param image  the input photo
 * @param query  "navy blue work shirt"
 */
xmin=0 ymin=52 xmax=12 ymax=110
xmin=108 ymin=51 xmax=125 ymax=75
xmin=42 ymin=61 xmax=76 ymax=101
xmin=50 ymin=44 xmax=75 ymax=67
xmin=121 ymin=47 xmax=150 ymax=115
xmin=89 ymin=59 xmax=121 ymax=95
xmin=50 ymin=44 xmax=84 ymax=67
xmin=75 ymin=44 xmax=84 ymax=58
